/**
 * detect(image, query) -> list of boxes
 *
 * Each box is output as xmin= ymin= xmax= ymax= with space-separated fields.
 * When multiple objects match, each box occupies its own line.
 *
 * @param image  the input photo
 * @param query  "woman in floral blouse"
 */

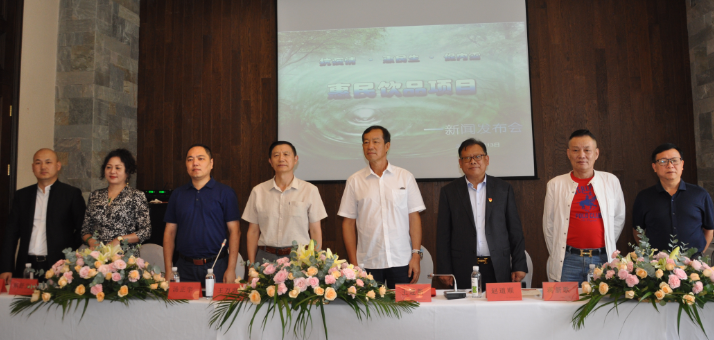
xmin=81 ymin=149 xmax=151 ymax=253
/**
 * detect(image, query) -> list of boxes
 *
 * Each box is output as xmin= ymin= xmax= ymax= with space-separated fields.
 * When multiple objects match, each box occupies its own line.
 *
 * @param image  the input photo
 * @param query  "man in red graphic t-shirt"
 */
xmin=543 ymin=130 xmax=626 ymax=283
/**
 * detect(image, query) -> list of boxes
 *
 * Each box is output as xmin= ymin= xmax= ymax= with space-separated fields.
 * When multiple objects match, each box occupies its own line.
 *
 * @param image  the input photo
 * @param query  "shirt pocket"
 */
xmin=289 ymin=201 xmax=308 ymax=225
xmin=390 ymin=189 xmax=408 ymax=208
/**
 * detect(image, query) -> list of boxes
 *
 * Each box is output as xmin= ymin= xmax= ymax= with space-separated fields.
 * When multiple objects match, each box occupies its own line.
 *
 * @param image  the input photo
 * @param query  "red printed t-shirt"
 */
xmin=567 ymin=172 xmax=605 ymax=249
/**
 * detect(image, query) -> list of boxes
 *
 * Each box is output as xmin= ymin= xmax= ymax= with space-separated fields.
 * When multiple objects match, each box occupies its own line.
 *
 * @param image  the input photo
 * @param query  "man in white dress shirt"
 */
xmin=0 ymin=149 xmax=86 ymax=282
xmin=243 ymin=141 xmax=327 ymax=263
xmin=338 ymin=126 xmax=426 ymax=289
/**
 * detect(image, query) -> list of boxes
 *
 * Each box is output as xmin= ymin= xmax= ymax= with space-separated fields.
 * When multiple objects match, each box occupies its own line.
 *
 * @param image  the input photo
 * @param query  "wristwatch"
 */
xmin=412 ymin=248 xmax=423 ymax=259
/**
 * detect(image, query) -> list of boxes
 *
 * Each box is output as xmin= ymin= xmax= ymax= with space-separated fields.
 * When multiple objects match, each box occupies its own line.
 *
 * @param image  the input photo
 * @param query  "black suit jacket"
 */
xmin=1 ymin=180 xmax=86 ymax=277
xmin=436 ymin=175 xmax=527 ymax=288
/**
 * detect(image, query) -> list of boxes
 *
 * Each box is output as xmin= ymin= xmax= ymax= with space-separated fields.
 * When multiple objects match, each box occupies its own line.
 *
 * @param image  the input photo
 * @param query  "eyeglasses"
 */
xmin=655 ymin=157 xmax=682 ymax=166
xmin=460 ymin=154 xmax=487 ymax=162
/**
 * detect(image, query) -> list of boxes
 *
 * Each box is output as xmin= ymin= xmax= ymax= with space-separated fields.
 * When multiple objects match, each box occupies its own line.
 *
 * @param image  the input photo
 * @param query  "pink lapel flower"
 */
xmin=277 ymin=283 xmax=288 ymax=296
xmin=90 ymin=284 xmax=103 ymax=296
xmin=325 ymin=274 xmax=336 ymax=285
xmin=668 ymin=275 xmax=681 ymax=289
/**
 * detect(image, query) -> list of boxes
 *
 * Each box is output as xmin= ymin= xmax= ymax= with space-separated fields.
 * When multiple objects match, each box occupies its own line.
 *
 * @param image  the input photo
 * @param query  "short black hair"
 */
xmin=268 ymin=141 xmax=297 ymax=158
xmin=186 ymin=143 xmax=213 ymax=159
xmin=568 ymin=129 xmax=597 ymax=144
xmin=362 ymin=126 xmax=391 ymax=143
xmin=100 ymin=149 xmax=137 ymax=180
xmin=651 ymin=143 xmax=683 ymax=163
xmin=458 ymin=138 xmax=488 ymax=157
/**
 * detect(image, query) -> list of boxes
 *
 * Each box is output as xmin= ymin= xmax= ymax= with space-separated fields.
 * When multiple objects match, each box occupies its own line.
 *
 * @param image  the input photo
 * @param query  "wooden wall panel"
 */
xmin=138 ymin=0 xmax=695 ymax=288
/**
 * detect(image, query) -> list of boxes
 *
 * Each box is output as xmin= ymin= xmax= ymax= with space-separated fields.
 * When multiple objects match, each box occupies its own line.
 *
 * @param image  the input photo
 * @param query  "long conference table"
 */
xmin=1 ymin=290 xmax=712 ymax=340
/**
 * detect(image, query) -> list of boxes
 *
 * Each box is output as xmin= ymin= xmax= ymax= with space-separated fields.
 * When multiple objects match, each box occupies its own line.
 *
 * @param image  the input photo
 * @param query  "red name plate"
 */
xmin=168 ymin=282 xmax=202 ymax=300
xmin=394 ymin=284 xmax=432 ymax=302
xmin=485 ymin=282 xmax=522 ymax=301
xmin=9 ymin=279 xmax=38 ymax=296
xmin=0 ymin=279 xmax=6 ymax=293
xmin=542 ymin=282 xmax=579 ymax=301
xmin=212 ymin=283 xmax=246 ymax=301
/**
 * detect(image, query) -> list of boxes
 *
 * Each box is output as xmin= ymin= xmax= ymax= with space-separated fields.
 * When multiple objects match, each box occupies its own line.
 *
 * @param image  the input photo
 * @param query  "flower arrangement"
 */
xmin=572 ymin=227 xmax=714 ymax=335
xmin=10 ymin=238 xmax=184 ymax=319
xmin=209 ymin=240 xmax=419 ymax=339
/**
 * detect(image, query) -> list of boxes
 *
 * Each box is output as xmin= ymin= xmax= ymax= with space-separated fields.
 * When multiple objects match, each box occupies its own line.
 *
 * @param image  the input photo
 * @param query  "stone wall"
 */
xmin=54 ymin=0 xmax=139 ymax=199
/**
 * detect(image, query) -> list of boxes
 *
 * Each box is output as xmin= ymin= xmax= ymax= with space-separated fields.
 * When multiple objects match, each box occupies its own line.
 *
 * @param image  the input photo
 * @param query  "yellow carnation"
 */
xmin=379 ymin=285 xmax=386 ymax=297
xmin=366 ymin=290 xmax=376 ymax=300
xmin=367 ymin=274 xmax=374 ymax=281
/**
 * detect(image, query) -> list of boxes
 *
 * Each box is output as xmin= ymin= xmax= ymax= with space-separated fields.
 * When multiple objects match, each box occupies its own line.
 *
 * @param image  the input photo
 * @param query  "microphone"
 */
xmin=210 ymin=239 xmax=227 ymax=271
xmin=428 ymin=273 xmax=467 ymax=299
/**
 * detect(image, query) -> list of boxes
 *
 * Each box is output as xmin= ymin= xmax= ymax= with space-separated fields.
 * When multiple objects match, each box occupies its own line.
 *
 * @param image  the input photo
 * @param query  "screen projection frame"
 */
xmin=276 ymin=0 xmax=538 ymax=182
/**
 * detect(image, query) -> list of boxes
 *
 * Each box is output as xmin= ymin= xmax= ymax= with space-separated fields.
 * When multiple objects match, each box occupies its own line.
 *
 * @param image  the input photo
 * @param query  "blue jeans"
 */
xmin=560 ymin=250 xmax=607 ymax=283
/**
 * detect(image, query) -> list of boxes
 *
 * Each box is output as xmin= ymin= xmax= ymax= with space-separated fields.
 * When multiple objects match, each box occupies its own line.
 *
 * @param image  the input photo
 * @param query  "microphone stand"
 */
xmin=428 ymin=274 xmax=467 ymax=299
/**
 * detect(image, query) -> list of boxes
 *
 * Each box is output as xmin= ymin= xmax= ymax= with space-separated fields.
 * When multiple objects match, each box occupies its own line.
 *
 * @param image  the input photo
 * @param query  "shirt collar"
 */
xmin=655 ymin=179 xmax=687 ymax=192
xmin=191 ymin=177 xmax=216 ymax=190
xmin=37 ymin=182 xmax=54 ymax=194
xmin=272 ymin=176 xmax=300 ymax=192
xmin=465 ymin=175 xmax=487 ymax=191
xmin=366 ymin=162 xmax=394 ymax=178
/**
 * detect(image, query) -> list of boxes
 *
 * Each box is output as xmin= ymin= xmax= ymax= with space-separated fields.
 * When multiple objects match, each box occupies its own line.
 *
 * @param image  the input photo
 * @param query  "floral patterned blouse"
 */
xmin=81 ymin=186 xmax=151 ymax=250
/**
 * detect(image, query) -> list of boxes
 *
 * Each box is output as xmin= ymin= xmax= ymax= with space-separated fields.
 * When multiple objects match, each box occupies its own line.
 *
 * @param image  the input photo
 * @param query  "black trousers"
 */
xmin=365 ymin=265 xmax=411 ymax=289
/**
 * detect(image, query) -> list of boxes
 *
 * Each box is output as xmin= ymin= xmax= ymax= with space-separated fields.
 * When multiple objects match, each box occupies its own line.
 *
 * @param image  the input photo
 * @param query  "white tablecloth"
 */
xmin=1 ymin=290 xmax=712 ymax=340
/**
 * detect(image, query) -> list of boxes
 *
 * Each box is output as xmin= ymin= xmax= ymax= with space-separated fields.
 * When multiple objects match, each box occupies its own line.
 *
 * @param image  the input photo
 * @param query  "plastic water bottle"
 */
xmin=205 ymin=269 xmax=215 ymax=299
xmin=171 ymin=267 xmax=180 ymax=283
xmin=23 ymin=263 xmax=33 ymax=279
xmin=586 ymin=264 xmax=596 ymax=285
xmin=471 ymin=266 xmax=481 ymax=298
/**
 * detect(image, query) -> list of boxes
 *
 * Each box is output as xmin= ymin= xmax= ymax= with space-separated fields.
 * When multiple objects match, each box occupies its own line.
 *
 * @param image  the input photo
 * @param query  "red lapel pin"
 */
xmin=488 ymin=198 xmax=492 ymax=203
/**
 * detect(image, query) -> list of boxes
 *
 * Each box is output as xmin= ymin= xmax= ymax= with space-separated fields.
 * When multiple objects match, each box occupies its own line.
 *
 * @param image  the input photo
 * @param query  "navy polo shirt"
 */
xmin=164 ymin=178 xmax=240 ymax=258
xmin=633 ymin=180 xmax=714 ymax=253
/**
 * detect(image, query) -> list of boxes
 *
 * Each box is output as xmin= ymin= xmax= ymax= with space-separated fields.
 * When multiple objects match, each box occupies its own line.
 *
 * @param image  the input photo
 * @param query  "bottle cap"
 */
xmin=473 ymin=266 xmax=479 ymax=271
xmin=25 ymin=263 xmax=31 ymax=267
xmin=589 ymin=264 xmax=596 ymax=268
xmin=172 ymin=267 xmax=178 ymax=271
xmin=207 ymin=269 xmax=213 ymax=274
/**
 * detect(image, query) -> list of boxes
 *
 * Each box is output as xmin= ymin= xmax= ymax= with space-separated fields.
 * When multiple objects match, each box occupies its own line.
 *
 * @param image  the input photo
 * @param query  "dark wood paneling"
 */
xmin=138 ymin=0 xmax=695 ymax=288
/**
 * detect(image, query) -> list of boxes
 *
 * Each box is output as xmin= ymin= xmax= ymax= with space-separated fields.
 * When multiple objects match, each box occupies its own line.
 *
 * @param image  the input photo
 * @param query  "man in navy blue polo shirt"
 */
xmin=163 ymin=144 xmax=241 ymax=284
xmin=633 ymin=143 xmax=714 ymax=258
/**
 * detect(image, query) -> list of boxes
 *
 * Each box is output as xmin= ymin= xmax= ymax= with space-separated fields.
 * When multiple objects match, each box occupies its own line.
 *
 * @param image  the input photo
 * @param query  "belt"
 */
xmin=258 ymin=246 xmax=292 ymax=256
xmin=179 ymin=251 xmax=227 ymax=266
xmin=28 ymin=255 xmax=47 ymax=263
xmin=566 ymin=246 xmax=606 ymax=257
xmin=476 ymin=256 xmax=491 ymax=265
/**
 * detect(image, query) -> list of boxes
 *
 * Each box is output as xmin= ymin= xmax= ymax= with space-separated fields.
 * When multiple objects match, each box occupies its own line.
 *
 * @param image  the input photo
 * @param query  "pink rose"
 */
xmin=308 ymin=277 xmax=320 ymax=288
xmin=656 ymin=252 xmax=669 ymax=260
xmin=673 ymin=268 xmax=687 ymax=280
xmin=98 ymin=265 xmax=112 ymax=275
xmin=63 ymin=271 xmax=73 ymax=283
xmin=342 ymin=269 xmax=356 ymax=280
xmin=611 ymin=259 xmax=620 ymax=267
xmin=618 ymin=269 xmax=629 ymax=280
xmin=112 ymin=273 xmax=122 ymax=282
xmin=276 ymin=257 xmax=290 ymax=266
xmin=54 ymin=259 xmax=65 ymax=268
xmin=325 ymin=274 xmax=336 ymax=284
xmin=637 ymin=257 xmax=644 ymax=262
xmin=611 ymin=250 xmax=620 ymax=259
xmin=136 ymin=258 xmax=145 ymax=269
xmin=79 ymin=266 xmax=91 ymax=279
xmin=666 ymin=259 xmax=675 ymax=265
xmin=264 ymin=264 xmax=276 ymax=275
xmin=294 ymin=278 xmax=308 ymax=292
xmin=356 ymin=279 xmax=364 ymax=287
xmin=605 ymin=270 xmax=615 ymax=280
xmin=693 ymin=281 xmax=704 ymax=294
xmin=668 ymin=275 xmax=681 ymax=289
xmin=341 ymin=263 xmax=349 ymax=269
xmin=89 ymin=251 xmax=100 ymax=259
xmin=626 ymin=262 xmax=634 ymax=272
xmin=625 ymin=274 xmax=639 ymax=287
xmin=250 ymin=277 xmax=259 ymax=289
xmin=273 ymin=269 xmax=288 ymax=284
xmin=703 ymin=263 xmax=711 ymax=270
xmin=691 ymin=260 xmax=702 ymax=271
xmin=90 ymin=284 xmax=103 ymax=296
xmin=683 ymin=257 xmax=691 ymax=265
xmin=328 ymin=267 xmax=338 ymax=274
xmin=319 ymin=254 xmax=326 ymax=261
xmin=76 ymin=258 xmax=85 ymax=267
xmin=277 ymin=283 xmax=288 ymax=295
xmin=113 ymin=259 xmax=127 ymax=270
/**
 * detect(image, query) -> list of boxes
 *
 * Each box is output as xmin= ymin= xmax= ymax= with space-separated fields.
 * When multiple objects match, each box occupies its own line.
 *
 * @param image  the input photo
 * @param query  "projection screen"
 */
xmin=277 ymin=0 xmax=535 ymax=180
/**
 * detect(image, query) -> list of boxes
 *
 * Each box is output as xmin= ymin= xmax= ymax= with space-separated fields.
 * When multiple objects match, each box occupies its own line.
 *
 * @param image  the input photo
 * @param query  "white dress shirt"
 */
xmin=543 ymin=171 xmax=626 ymax=281
xmin=242 ymin=177 xmax=327 ymax=247
xmin=28 ymin=183 xmax=52 ymax=256
xmin=466 ymin=176 xmax=490 ymax=256
xmin=338 ymin=163 xmax=426 ymax=269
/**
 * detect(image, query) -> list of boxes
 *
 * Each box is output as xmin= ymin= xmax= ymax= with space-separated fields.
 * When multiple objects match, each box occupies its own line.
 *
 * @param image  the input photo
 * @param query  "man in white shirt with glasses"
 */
xmin=338 ymin=126 xmax=426 ymax=289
